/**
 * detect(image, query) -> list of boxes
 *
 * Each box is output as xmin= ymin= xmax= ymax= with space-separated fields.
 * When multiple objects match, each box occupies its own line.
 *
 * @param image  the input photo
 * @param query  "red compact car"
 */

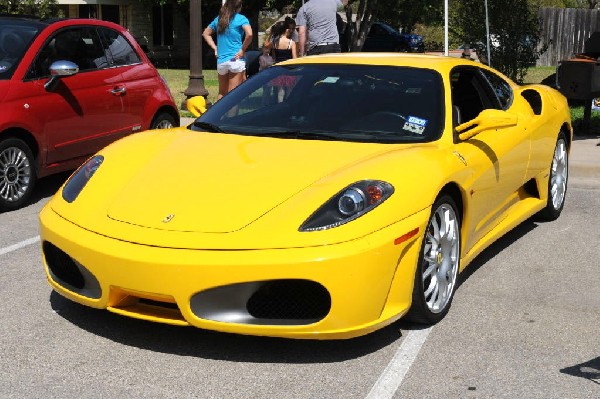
xmin=0 ymin=16 xmax=180 ymax=211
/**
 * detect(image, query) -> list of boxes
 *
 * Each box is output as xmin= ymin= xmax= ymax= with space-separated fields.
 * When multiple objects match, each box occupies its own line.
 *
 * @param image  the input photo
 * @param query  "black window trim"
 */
xmin=478 ymin=68 xmax=514 ymax=111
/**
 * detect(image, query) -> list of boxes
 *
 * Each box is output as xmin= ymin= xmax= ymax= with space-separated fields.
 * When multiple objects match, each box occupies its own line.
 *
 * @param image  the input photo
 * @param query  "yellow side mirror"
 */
xmin=456 ymin=109 xmax=518 ymax=141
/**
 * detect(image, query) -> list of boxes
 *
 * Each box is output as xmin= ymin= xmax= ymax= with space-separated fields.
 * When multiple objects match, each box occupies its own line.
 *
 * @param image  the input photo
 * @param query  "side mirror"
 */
xmin=44 ymin=60 xmax=79 ymax=91
xmin=455 ymin=109 xmax=518 ymax=141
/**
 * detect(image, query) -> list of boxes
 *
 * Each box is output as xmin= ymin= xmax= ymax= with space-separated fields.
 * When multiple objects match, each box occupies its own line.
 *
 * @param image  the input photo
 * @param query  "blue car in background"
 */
xmin=362 ymin=22 xmax=424 ymax=53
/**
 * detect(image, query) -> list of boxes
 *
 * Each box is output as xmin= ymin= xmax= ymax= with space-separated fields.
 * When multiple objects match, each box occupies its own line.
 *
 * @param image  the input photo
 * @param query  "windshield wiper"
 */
xmin=258 ymin=130 xmax=341 ymax=141
xmin=192 ymin=121 xmax=224 ymax=133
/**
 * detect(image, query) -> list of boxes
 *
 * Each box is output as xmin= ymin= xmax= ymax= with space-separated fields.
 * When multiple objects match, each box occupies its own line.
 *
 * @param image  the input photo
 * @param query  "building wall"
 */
xmin=57 ymin=0 xmax=191 ymax=68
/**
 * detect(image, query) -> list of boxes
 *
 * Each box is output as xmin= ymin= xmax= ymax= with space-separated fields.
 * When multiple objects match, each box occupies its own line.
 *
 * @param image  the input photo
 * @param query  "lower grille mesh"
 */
xmin=246 ymin=279 xmax=330 ymax=320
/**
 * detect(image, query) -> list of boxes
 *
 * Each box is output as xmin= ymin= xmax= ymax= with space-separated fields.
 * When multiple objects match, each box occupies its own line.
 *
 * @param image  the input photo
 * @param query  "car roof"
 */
xmin=278 ymin=53 xmax=476 ymax=69
xmin=0 ymin=15 xmax=49 ymax=29
xmin=276 ymin=53 xmax=517 ymax=85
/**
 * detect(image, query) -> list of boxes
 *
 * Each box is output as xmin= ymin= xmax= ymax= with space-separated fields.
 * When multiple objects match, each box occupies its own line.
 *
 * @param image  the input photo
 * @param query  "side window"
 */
xmin=28 ymin=27 xmax=107 ymax=79
xmin=450 ymin=67 xmax=499 ymax=124
xmin=99 ymin=27 xmax=141 ymax=67
xmin=481 ymin=69 xmax=513 ymax=110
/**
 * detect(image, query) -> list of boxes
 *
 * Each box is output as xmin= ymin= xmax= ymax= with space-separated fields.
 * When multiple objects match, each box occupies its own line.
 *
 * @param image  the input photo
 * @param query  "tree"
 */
xmin=340 ymin=0 xmax=444 ymax=52
xmin=452 ymin=0 xmax=546 ymax=83
xmin=564 ymin=0 xmax=599 ymax=8
xmin=0 ymin=0 xmax=60 ymax=19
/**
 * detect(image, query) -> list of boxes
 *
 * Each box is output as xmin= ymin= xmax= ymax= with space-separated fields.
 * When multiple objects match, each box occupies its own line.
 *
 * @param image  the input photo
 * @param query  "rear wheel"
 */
xmin=150 ymin=112 xmax=176 ymax=129
xmin=407 ymin=195 xmax=461 ymax=324
xmin=0 ymin=138 xmax=37 ymax=211
xmin=537 ymin=132 xmax=568 ymax=221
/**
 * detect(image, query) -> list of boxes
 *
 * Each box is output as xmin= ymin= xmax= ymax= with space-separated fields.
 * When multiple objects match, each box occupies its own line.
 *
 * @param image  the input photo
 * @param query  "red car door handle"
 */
xmin=110 ymin=87 xmax=126 ymax=96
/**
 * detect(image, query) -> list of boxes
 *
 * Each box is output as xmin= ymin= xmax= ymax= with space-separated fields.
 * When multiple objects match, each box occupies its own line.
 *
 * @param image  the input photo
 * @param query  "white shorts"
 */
xmin=217 ymin=58 xmax=246 ymax=75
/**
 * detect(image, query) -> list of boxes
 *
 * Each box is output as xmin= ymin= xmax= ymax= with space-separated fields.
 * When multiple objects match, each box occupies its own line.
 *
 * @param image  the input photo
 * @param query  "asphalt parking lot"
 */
xmin=1 ymin=133 xmax=598 ymax=398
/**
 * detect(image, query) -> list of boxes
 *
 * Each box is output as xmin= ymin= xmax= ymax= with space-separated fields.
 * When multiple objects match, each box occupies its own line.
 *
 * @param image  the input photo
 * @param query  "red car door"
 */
xmin=26 ymin=26 xmax=134 ymax=165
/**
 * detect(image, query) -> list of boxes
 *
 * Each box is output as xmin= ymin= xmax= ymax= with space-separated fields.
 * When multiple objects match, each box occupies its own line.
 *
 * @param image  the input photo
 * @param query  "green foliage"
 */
xmin=451 ymin=0 xmax=546 ymax=83
xmin=414 ymin=24 xmax=446 ymax=51
xmin=0 ymin=0 xmax=60 ymax=19
xmin=375 ymin=0 xmax=442 ymax=33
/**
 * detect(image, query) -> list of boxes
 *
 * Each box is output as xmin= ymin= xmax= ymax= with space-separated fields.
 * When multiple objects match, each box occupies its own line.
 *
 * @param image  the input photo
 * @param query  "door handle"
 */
xmin=110 ymin=86 xmax=126 ymax=96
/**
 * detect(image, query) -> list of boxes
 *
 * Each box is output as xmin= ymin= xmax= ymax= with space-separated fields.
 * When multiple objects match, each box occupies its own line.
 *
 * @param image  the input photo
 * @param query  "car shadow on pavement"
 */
xmin=28 ymin=171 xmax=72 ymax=205
xmin=47 ymin=217 xmax=544 ymax=362
xmin=457 ymin=218 xmax=538 ymax=288
xmin=49 ymin=291 xmax=407 ymax=362
xmin=560 ymin=356 xmax=600 ymax=385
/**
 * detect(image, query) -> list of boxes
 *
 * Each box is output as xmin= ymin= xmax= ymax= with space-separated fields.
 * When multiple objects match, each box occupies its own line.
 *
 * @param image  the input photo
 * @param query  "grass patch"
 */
xmin=523 ymin=66 xmax=556 ymax=84
xmin=570 ymin=104 xmax=600 ymax=135
xmin=158 ymin=68 xmax=219 ymax=114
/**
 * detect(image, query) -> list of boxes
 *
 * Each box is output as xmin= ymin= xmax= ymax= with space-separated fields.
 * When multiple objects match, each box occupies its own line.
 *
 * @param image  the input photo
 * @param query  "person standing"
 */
xmin=296 ymin=0 xmax=348 ymax=56
xmin=202 ymin=0 xmax=252 ymax=101
xmin=265 ymin=21 xmax=298 ymax=102
xmin=268 ymin=21 xmax=298 ymax=63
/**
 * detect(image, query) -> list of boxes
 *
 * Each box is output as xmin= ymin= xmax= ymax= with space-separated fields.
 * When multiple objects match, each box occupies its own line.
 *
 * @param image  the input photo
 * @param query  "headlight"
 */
xmin=62 ymin=155 xmax=104 ymax=203
xmin=300 ymin=180 xmax=394 ymax=231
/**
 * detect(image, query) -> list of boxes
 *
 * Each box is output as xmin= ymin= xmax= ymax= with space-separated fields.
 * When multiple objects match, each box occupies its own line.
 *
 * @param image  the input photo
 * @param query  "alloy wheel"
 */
xmin=0 ymin=146 xmax=32 ymax=203
xmin=550 ymin=138 xmax=568 ymax=210
xmin=421 ymin=203 xmax=460 ymax=314
xmin=154 ymin=120 xmax=174 ymax=129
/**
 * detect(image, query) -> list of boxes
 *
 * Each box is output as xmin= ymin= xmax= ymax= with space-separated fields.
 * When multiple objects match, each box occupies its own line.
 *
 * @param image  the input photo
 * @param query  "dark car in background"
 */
xmin=362 ymin=22 xmax=424 ymax=53
xmin=0 ymin=16 xmax=179 ymax=211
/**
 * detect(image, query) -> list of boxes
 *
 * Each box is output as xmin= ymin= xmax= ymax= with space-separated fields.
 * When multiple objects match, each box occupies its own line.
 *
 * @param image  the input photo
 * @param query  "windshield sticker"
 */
xmin=403 ymin=116 xmax=428 ymax=135
xmin=320 ymin=76 xmax=340 ymax=84
xmin=405 ymin=87 xmax=422 ymax=94
xmin=0 ymin=65 xmax=7 ymax=72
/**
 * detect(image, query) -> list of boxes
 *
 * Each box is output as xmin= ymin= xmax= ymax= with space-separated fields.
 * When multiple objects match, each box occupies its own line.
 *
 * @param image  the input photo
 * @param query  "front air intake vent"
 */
xmin=246 ymin=280 xmax=331 ymax=320
xmin=42 ymin=241 xmax=101 ymax=299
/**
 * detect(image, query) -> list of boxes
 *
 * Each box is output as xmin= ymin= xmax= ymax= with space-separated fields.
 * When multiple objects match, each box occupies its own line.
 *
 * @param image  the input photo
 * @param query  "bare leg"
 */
xmin=228 ymin=71 xmax=245 ymax=93
xmin=225 ymin=71 xmax=245 ymax=117
xmin=217 ymin=73 xmax=229 ymax=101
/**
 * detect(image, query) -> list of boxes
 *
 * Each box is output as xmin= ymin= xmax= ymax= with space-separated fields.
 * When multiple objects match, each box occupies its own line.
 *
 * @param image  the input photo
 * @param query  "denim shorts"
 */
xmin=217 ymin=58 xmax=246 ymax=75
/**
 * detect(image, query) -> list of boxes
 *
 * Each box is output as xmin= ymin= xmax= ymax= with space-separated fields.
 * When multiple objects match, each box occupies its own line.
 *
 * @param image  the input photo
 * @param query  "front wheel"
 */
xmin=406 ymin=195 xmax=461 ymax=324
xmin=0 ymin=138 xmax=37 ymax=212
xmin=150 ymin=112 xmax=177 ymax=130
xmin=537 ymin=132 xmax=568 ymax=221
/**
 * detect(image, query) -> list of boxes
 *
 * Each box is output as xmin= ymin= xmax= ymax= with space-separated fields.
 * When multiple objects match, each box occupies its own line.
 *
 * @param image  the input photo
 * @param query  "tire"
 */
xmin=150 ymin=112 xmax=177 ymax=129
xmin=537 ymin=132 xmax=568 ymax=221
xmin=406 ymin=195 xmax=461 ymax=324
xmin=0 ymin=138 xmax=37 ymax=212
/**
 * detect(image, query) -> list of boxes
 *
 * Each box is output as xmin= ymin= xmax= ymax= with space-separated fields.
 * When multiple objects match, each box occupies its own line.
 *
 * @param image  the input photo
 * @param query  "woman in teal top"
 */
xmin=202 ymin=0 xmax=253 ymax=101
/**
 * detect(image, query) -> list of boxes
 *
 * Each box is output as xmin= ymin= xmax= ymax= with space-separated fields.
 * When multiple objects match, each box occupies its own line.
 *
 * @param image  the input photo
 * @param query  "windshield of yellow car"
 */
xmin=191 ymin=64 xmax=444 ymax=143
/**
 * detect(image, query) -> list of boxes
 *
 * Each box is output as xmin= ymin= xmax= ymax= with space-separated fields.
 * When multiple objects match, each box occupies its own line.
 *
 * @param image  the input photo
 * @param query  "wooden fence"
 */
xmin=537 ymin=7 xmax=600 ymax=66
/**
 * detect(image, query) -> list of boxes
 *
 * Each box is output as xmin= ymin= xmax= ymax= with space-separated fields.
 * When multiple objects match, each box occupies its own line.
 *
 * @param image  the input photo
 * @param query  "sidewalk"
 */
xmin=570 ymin=133 xmax=600 ymax=187
xmin=180 ymin=117 xmax=599 ymax=184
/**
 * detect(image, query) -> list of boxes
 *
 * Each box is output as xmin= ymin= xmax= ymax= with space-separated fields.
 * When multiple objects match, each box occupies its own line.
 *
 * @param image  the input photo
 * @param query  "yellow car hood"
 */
xmin=106 ymin=131 xmax=399 ymax=233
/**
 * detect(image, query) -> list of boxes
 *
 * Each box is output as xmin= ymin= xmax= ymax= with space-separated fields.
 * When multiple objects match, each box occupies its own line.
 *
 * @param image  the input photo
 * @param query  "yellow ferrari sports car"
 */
xmin=40 ymin=54 xmax=572 ymax=339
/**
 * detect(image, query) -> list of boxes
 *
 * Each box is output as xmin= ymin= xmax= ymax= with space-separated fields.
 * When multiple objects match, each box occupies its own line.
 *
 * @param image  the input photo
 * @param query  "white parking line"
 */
xmin=366 ymin=326 xmax=432 ymax=399
xmin=0 ymin=236 xmax=40 ymax=256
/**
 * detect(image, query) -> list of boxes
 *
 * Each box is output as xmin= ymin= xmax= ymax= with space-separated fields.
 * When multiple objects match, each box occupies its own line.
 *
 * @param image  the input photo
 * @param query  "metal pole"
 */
xmin=444 ymin=0 xmax=448 ymax=56
xmin=183 ymin=0 xmax=210 ymax=108
xmin=485 ymin=0 xmax=491 ymax=66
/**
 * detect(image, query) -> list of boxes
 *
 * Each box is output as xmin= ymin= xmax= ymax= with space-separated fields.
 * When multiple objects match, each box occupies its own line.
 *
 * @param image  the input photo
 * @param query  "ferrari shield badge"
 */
xmin=162 ymin=214 xmax=175 ymax=223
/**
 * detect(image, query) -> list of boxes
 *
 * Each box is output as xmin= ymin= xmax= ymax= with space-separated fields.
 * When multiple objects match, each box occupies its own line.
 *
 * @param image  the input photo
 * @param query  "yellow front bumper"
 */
xmin=39 ymin=206 xmax=429 ymax=339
